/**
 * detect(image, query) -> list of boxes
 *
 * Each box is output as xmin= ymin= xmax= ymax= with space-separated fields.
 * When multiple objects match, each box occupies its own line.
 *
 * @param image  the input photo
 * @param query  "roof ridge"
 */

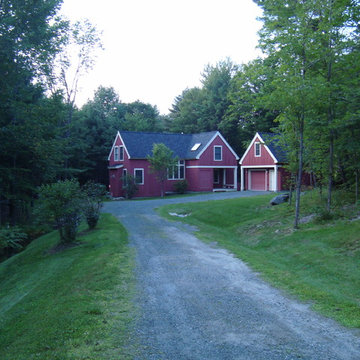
xmin=119 ymin=130 xmax=218 ymax=136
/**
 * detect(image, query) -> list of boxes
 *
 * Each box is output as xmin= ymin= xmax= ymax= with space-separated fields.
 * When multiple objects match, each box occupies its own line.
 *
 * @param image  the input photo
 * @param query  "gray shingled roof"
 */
xmin=120 ymin=131 xmax=219 ymax=159
xmin=258 ymin=132 xmax=288 ymax=163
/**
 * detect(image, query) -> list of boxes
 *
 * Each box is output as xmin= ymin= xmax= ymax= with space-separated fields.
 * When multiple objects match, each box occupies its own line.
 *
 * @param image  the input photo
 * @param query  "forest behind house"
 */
xmin=1 ymin=0 xmax=360 ymax=242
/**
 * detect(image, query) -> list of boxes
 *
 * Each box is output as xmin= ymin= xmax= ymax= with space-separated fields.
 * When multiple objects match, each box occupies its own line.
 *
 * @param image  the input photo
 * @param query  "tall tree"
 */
xmin=254 ymin=0 xmax=325 ymax=227
xmin=254 ymin=0 xmax=360 ymax=224
xmin=219 ymin=58 xmax=279 ymax=156
xmin=0 ymin=0 xmax=67 ymax=224
xmin=168 ymin=60 xmax=236 ymax=134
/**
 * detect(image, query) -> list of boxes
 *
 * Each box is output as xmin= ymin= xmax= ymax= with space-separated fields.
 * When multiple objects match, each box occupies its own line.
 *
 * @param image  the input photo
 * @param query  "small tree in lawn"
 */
xmin=37 ymin=179 xmax=84 ymax=244
xmin=147 ymin=143 xmax=178 ymax=198
xmin=82 ymin=181 xmax=106 ymax=229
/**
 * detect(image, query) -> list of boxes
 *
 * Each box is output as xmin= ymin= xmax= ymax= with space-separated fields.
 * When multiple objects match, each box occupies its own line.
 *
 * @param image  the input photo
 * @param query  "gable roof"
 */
xmin=258 ymin=132 xmax=287 ymax=163
xmin=239 ymin=132 xmax=287 ymax=164
xmin=108 ymin=130 xmax=239 ymax=160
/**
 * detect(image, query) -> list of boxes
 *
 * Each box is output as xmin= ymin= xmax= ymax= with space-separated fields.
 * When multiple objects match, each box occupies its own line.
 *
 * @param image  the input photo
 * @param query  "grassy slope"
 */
xmin=0 ymin=214 xmax=136 ymax=360
xmin=158 ymin=193 xmax=360 ymax=328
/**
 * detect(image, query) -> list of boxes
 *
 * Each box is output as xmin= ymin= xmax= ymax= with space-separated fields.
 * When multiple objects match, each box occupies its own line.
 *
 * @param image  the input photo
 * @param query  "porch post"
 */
xmin=274 ymin=165 xmax=278 ymax=192
xmin=241 ymin=167 xmax=244 ymax=191
xmin=234 ymin=167 xmax=238 ymax=190
xmin=223 ymin=169 xmax=226 ymax=187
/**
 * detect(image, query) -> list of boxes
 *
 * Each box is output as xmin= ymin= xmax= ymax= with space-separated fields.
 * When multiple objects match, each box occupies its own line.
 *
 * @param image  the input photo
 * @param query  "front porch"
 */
xmin=212 ymin=167 xmax=238 ymax=192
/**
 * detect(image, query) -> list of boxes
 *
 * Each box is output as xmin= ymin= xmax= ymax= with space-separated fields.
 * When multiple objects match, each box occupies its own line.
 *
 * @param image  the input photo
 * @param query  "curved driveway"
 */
xmin=103 ymin=192 xmax=360 ymax=360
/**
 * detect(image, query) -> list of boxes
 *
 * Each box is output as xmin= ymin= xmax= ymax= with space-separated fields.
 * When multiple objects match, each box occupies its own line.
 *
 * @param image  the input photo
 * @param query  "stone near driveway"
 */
xmin=270 ymin=193 xmax=289 ymax=206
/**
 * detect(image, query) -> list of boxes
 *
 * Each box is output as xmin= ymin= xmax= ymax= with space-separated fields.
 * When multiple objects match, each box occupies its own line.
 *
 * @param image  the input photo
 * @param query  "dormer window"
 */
xmin=214 ymin=146 xmax=222 ymax=161
xmin=119 ymin=146 xmax=124 ymax=161
xmin=114 ymin=146 xmax=119 ymax=161
xmin=255 ymin=142 xmax=261 ymax=157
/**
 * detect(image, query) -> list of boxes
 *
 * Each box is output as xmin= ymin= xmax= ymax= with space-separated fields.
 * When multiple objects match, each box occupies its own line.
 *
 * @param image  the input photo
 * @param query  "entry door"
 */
xmin=269 ymin=170 xmax=276 ymax=191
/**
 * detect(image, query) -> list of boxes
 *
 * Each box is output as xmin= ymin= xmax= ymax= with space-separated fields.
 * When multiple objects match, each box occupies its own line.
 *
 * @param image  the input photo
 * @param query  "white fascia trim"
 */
xmin=241 ymin=165 xmax=281 ymax=169
xmin=186 ymin=165 xmax=237 ymax=169
xmin=118 ymin=132 xmax=131 ymax=159
xmin=108 ymin=131 xmax=120 ymax=160
xmin=196 ymin=131 xmax=239 ymax=160
xmin=239 ymin=132 xmax=278 ymax=164
xmin=217 ymin=132 xmax=240 ymax=160
xmin=107 ymin=131 xmax=131 ymax=161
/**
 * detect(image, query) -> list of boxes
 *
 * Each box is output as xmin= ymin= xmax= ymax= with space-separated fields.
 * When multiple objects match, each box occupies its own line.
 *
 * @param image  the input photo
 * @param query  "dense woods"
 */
xmin=1 ymin=0 xmax=359 ymax=230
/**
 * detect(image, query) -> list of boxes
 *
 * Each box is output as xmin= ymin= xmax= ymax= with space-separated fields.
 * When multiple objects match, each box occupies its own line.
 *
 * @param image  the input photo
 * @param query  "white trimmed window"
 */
xmin=122 ymin=169 xmax=128 ymax=186
xmin=114 ymin=146 xmax=119 ymax=161
xmin=134 ymin=168 xmax=144 ymax=185
xmin=214 ymin=146 xmax=222 ymax=161
xmin=119 ymin=146 xmax=124 ymax=161
xmin=255 ymin=142 xmax=261 ymax=157
xmin=168 ymin=160 xmax=185 ymax=180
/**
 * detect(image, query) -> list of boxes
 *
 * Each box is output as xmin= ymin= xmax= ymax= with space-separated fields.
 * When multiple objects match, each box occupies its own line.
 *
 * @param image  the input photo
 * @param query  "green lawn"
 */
xmin=0 ymin=214 xmax=136 ymax=360
xmin=158 ymin=192 xmax=360 ymax=328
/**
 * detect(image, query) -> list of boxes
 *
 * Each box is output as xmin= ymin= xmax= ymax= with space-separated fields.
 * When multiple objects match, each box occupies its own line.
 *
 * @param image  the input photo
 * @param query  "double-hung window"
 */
xmin=255 ymin=142 xmax=261 ymax=157
xmin=114 ymin=146 xmax=119 ymax=161
xmin=168 ymin=160 xmax=185 ymax=180
xmin=134 ymin=168 xmax=144 ymax=185
xmin=214 ymin=146 xmax=222 ymax=161
xmin=119 ymin=146 xmax=124 ymax=161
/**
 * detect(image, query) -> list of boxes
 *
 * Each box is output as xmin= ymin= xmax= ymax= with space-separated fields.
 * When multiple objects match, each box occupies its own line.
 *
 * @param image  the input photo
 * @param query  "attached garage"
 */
xmin=249 ymin=170 xmax=266 ymax=191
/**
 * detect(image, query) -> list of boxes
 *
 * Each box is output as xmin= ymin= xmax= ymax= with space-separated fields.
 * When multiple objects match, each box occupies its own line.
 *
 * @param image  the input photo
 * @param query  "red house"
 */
xmin=108 ymin=131 xmax=239 ymax=198
xmin=239 ymin=132 xmax=289 ymax=192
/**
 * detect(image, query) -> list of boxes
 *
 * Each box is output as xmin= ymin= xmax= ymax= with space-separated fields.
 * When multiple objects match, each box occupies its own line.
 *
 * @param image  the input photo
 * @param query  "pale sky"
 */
xmin=60 ymin=0 xmax=263 ymax=114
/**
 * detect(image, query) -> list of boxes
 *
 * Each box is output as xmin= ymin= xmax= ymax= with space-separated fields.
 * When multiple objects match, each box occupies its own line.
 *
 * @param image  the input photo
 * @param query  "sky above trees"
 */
xmin=60 ymin=0 xmax=263 ymax=114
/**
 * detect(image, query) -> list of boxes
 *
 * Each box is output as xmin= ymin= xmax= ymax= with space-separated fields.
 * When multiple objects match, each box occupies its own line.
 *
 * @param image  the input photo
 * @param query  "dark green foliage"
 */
xmin=168 ymin=60 xmax=237 ymax=134
xmin=37 ymin=179 xmax=84 ymax=243
xmin=121 ymin=174 xmax=139 ymax=199
xmin=82 ymin=182 xmax=106 ymax=229
xmin=173 ymin=180 xmax=188 ymax=194
xmin=147 ymin=143 xmax=178 ymax=197
xmin=0 ymin=226 xmax=27 ymax=258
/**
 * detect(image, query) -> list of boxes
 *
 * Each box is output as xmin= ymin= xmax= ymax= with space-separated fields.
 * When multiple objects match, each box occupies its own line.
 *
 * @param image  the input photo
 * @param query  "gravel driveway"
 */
xmin=103 ymin=191 xmax=360 ymax=360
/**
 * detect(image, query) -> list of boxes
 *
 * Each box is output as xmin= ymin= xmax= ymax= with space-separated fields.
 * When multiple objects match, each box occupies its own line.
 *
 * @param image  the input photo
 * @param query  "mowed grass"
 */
xmin=0 ymin=214 xmax=136 ymax=360
xmin=158 ymin=193 xmax=360 ymax=328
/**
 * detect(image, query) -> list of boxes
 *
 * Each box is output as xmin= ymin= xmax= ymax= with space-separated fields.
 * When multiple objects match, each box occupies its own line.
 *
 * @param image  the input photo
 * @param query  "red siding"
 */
xmin=241 ymin=136 xmax=276 ymax=166
xmin=196 ymin=135 xmax=238 ymax=167
xmin=109 ymin=132 xmax=239 ymax=197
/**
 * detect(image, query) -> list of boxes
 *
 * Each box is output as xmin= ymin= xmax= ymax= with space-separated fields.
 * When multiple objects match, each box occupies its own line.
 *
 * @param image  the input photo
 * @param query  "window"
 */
xmin=114 ymin=146 xmax=119 ymax=161
xmin=122 ymin=169 xmax=127 ymax=187
xmin=255 ymin=142 xmax=261 ymax=157
xmin=168 ymin=160 xmax=185 ymax=180
xmin=134 ymin=168 xmax=144 ymax=185
xmin=214 ymin=146 xmax=222 ymax=161
xmin=119 ymin=146 xmax=124 ymax=161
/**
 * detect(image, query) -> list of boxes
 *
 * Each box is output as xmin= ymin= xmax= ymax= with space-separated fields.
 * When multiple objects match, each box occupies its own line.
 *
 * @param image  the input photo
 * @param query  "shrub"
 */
xmin=173 ymin=179 xmax=188 ymax=194
xmin=37 ymin=179 xmax=84 ymax=244
xmin=122 ymin=174 xmax=139 ymax=199
xmin=82 ymin=182 xmax=106 ymax=229
xmin=0 ymin=226 xmax=27 ymax=258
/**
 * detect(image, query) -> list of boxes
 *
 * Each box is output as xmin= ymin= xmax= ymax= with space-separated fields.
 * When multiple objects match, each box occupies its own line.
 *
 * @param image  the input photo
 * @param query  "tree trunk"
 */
xmin=294 ymin=117 xmax=304 ymax=229
xmin=327 ymin=130 xmax=334 ymax=212
xmin=356 ymin=169 xmax=359 ymax=204
xmin=289 ymin=175 xmax=294 ymax=206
